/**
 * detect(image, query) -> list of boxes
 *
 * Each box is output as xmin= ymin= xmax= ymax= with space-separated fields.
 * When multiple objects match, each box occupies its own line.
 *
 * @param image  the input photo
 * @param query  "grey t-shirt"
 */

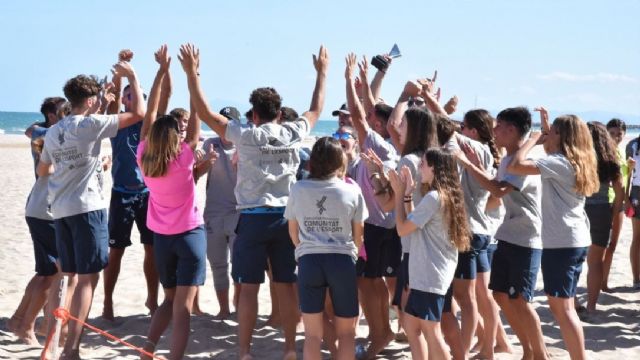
xmin=495 ymin=154 xmax=542 ymax=249
xmin=26 ymin=129 xmax=53 ymax=220
xmin=407 ymin=191 xmax=458 ymax=295
xmin=40 ymin=114 xmax=119 ymax=219
xmin=225 ymin=117 xmax=309 ymax=209
xmin=398 ymin=153 xmax=424 ymax=253
xmin=535 ymin=154 xmax=590 ymax=248
xmin=284 ymin=177 xmax=368 ymax=260
xmin=202 ymin=137 xmax=238 ymax=217
xmin=347 ymin=129 xmax=398 ymax=229
xmin=447 ymin=134 xmax=494 ymax=235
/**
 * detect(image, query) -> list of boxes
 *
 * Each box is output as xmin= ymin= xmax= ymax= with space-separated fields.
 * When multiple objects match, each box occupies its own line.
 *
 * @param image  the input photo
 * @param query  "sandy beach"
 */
xmin=0 ymin=133 xmax=639 ymax=359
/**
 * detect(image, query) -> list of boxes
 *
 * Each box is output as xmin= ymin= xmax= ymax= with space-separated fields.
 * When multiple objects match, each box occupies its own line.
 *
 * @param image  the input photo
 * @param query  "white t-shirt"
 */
xmin=225 ymin=117 xmax=310 ymax=209
xmin=496 ymin=154 xmax=542 ymax=249
xmin=284 ymin=177 xmax=368 ymax=260
xmin=40 ymin=114 xmax=119 ymax=219
xmin=535 ymin=154 xmax=590 ymax=248
xmin=407 ymin=191 xmax=458 ymax=295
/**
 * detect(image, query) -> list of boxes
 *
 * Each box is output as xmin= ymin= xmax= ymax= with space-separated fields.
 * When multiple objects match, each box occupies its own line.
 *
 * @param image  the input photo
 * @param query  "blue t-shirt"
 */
xmin=110 ymin=122 xmax=146 ymax=193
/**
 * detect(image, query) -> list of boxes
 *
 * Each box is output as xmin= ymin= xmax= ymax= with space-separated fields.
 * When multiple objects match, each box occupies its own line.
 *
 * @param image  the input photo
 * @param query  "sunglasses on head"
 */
xmin=332 ymin=132 xmax=354 ymax=140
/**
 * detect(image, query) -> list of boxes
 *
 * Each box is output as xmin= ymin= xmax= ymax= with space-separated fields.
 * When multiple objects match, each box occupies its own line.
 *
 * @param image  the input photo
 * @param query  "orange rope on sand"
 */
xmin=41 ymin=307 xmax=162 ymax=360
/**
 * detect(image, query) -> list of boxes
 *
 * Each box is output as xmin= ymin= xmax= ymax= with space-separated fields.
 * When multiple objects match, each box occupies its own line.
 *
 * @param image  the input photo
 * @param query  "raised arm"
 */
xmin=302 ymin=45 xmax=329 ymax=128
xmin=534 ymin=106 xmax=550 ymax=133
xmin=141 ymin=45 xmax=170 ymax=139
xmin=185 ymin=96 xmax=200 ymax=151
xmin=455 ymin=148 xmax=513 ymax=198
xmin=358 ymin=56 xmax=376 ymax=120
xmin=387 ymin=81 xmax=421 ymax=152
xmin=179 ymin=43 xmax=229 ymax=137
xmin=419 ymin=77 xmax=447 ymax=116
xmin=345 ymin=53 xmax=369 ymax=148
xmin=507 ymin=131 xmax=544 ymax=176
xmin=370 ymin=54 xmax=391 ymax=101
xmin=112 ymin=61 xmax=145 ymax=129
xmin=157 ymin=67 xmax=172 ymax=116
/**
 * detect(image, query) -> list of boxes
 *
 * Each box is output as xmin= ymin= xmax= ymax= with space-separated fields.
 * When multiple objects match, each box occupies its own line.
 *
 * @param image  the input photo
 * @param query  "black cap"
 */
xmin=331 ymin=103 xmax=350 ymax=117
xmin=219 ymin=106 xmax=241 ymax=120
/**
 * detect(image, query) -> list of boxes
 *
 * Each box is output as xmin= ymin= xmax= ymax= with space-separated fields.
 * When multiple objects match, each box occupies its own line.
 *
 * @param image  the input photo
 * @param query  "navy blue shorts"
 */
xmin=486 ymin=242 xmax=498 ymax=265
xmin=356 ymin=223 xmax=402 ymax=278
xmin=297 ymin=253 xmax=358 ymax=318
xmin=405 ymin=289 xmax=445 ymax=322
xmin=232 ymin=212 xmax=296 ymax=284
xmin=54 ymin=209 xmax=109 ymax=274
xmin=489 ymin=241 xmax=541 ymax=302
xmin=541 ymin=247 xmax=588 ymax=298
xmin=108 ymin=190 xmax=154 ymax=248
xmin=454 ymin=234 xmax=491 ymax=280
xmin=392 ymin=253 xmax=409 ymax=308
xmin=26 ymin=217 xmax=58 ymax=276
xmin=154 ymin=225 xmax=206 ymax=288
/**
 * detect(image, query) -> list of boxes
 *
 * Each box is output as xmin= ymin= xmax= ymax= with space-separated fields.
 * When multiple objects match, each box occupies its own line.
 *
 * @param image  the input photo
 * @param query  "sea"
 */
xmin=0 ymin=111 xmax=337 ymax=137
xmin=3 ymin=110 xmax=640 ymax=138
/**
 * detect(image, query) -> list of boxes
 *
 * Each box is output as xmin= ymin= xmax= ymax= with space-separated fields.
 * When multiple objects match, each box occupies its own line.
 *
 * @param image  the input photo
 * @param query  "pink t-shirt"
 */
xmin=137 ymin=140 xmax=203 ymax=235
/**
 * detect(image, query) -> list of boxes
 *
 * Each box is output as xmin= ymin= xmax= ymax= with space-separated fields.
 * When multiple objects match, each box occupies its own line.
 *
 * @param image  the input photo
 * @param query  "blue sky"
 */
xmin=1 ymin=0 xmax=638 ymax=120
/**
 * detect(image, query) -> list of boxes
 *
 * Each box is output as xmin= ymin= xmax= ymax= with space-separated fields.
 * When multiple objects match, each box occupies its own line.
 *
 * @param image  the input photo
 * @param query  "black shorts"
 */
xmin=108 ymin=190 xmax=154 ymax=248
xmin=26 ymin=217 xmax=58 ymax=276
xmin=392 ymin=253 xmax=409 ymax=308
xmin=356 ymin=223 xmax=402 ymax=278
xmin=231 ymin=211 xmax=296 ymax=284
xmin=584 ymin=203 xmax=612 ymax=248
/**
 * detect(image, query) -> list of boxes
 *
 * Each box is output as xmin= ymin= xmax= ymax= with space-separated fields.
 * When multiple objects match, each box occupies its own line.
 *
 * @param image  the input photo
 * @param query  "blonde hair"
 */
xmin=141 ymin=115 xmax=181 ymax=178
xmin=553 ymin=115 xmax=599 ymax=196
xmin=423 ymin=148 xmax=471 ymax=252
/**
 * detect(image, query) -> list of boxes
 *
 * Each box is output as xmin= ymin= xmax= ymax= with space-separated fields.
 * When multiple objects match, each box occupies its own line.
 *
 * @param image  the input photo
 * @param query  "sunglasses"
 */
xmin=332 ymin=132 xmax=354 ymax=140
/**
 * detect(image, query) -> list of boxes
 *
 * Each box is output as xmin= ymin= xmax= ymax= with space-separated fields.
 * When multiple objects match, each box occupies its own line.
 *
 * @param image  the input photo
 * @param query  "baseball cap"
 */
xmin=331 ymin=103 xmax=350 ymax=117
xmin=220 ymin=106 xmax=241 ymax=120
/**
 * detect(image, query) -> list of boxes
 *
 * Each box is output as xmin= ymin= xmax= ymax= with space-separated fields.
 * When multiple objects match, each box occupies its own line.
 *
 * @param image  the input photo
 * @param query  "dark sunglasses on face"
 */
xmin=332 ymin=132 xmax=354 ymax=140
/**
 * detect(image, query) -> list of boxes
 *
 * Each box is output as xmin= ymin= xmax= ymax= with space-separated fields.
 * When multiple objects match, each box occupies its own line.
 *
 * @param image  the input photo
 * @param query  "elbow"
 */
xmin=395 ymin=222 xmax=411 ymax=238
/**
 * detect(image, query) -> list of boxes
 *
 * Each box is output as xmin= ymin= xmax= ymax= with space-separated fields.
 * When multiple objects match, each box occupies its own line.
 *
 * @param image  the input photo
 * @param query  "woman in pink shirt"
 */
xmin=138 ymin=45 xmax=205 ymax=360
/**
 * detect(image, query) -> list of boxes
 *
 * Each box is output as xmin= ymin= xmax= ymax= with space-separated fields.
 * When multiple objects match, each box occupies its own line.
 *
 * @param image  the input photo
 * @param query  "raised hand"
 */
xmin=388 ymin=169 xmax=406 ymax=195
xmin=358 ymin=55 xmax=369 ymax=81
xmin=313 ymin=45 xmax=329 ymax=75
xmin=345 ymin=53 xmax=357 ymax=79
xmin=444 ymin=95 xmax=459 ymax=115
xmin=112 ymin=61 xmax=136 ymax=79
xmin=403 ymin=80 xmax=422 ymax=98
xmin=458 ymin=141 xmax=481 ymax=167
xmin=154 ymin=44 xmax=171 ymax=71
xmin=534 ymin=106 xmax=550 ymax=131
xmin=178 ymin=43 xmax=199 ymax=75
xmin=118 ymin=49 xmax=134 ymax=62
xmin=400 ymin=165 xmax=415 ymax=196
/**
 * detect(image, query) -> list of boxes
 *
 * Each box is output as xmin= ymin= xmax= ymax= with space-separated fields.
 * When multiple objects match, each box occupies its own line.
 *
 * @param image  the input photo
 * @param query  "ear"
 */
xmin=251 ymin=109 xmax=260 ymax=125
xmin=275 ymin=110 xmax=282 ymax=123
xmin=46 ymin=112 xmax=57 ymax=123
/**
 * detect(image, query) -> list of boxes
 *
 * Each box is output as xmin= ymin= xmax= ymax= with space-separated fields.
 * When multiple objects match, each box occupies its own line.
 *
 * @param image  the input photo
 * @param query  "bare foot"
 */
xmin=60 ymin=349 xmax=81 ymax=360
xmin=15 ymin=328 xmax=41 ymax=346
xmin=283 ymin=350 xmax=297 ymax=360
xmin=601 ymin=285 xmax=614 ymax=293
xmin=191 ymin=306 xmax=206 ymax=316
xmin=145 ymin=299 xmax=158 ymax=316
xmin=264 ymin=315 xmax=282 ymax=328
xmin=364 ymin=330 xmax=394 ymax=359
xmin=240 ymin=354 xmax=254 ymax=360
xmin=394 ymin=330 xmax=408 ymax=343
xmin=494 ymin=343 xmax=513 ymax=354
xmin=471 ymin=340 xmax=483 ymax=353
xmin=471 ymin=353 xmax=493 ymax=360
xmin=7 ymin=316 xmax=21 ymax=333
xmin=213 ymin=310 xmax=231 ymax=320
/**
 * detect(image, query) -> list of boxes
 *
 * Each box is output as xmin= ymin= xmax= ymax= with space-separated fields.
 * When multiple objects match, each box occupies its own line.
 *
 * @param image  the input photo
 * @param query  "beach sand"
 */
xmin=0 ymin=133 xmax=639 ymax=359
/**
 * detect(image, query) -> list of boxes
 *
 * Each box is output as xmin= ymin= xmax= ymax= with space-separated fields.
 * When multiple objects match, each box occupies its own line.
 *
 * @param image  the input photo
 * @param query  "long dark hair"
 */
xmin=463 ymin=109 xmax=500 ymax=169
xmin=423 ymin=148 xmax=470 ymax=252
xmin=402 ymin=107 xmax=438 ymax=157
xmin=309 ymin=137 xmax=346 ymax=180
xmin=588 ymin=121 xmax=621 ymax=184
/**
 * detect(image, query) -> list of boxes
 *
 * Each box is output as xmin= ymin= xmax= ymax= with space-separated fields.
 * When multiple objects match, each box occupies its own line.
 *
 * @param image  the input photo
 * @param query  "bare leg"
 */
xmin=403 ymin=312 xmax=428 ymax=360
xmin=143 ymin=244 xmax=159 ymax=314
xmin=16 ymin=274 xmax=56 ymax=345
xmin=364 ymin=278 xmax=394 ymax=359
xmin=302 ymin=312 xmax=323 ymax=360
xmin=475 ymin=272 xmax=499 ymax=359
xmin=237 ymin=283 xmax=260 ymax=359
xmin=9 ymin=276 xmax=39 ymax=333
xmin=421 ymin=319 xmax=450 ymax=360
xmin=274 ymin=282 xmax=299 ymax=359
xmin=141 ymin=287 xmax=175 ymax=360
xmin=441 ymin=311 xmax=465 ymax=360
xmin=547 ymin=296 xmax=586 ymax=360
xmin=168 ymin=286 xmax=198 ymax=360
xmin=586 ymin=245 xmax=606 ymax=312
xmin=630 ymin=219 xmax=640 ymax=284
xmin=214 ymin=288 xmax=231 ymax=319
xmin=494 ymin=292 xmax=547 ymax=360
xmin=334 ymin=315 xmax=357 ymax=360
xmin=603 ymin=211 xmax=623 ymax=291
xmin=453 ymin=278 xmax=478 ymax=355
xmin=265 ymin=267 xmax=281 ymax=328
xmin=61 ymin=273 xmax=100 ymax=358
xmin=102 ymin=248 xmax=124 ymax=320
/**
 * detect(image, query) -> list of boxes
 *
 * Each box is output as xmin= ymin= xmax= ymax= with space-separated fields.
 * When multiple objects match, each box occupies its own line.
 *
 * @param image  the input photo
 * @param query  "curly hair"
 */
xmin=280 ymin=106 xmax=299 ymax=122
xmin=553 ymin=115 xmax=600 ymax=196
xmin=402 ymin=107 xmax=438 ymax=157
xmin=63 ymin=75 xmax=101 ymax=108
xmin=464 ymin=109 xmax=500 ymax=169
xmin=40 ymin=97 xmax=67 ymax=126
xmin=423 ymin=148 xmax=470 ymax=251
xmin=587 ymin=121 xmax=621 ymax=184
xmin=249 ymin=87 xmax=282 ymax=122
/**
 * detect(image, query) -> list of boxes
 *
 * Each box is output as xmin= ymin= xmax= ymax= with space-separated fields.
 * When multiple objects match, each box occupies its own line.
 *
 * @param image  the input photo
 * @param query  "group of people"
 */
xmin=7 ymin=42 xmax=639 ymax=360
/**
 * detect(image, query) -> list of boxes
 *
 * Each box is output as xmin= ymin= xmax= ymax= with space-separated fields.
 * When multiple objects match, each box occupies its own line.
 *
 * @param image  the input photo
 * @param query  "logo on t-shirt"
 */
xmin=58 ymin=131 xmax=65 ymax=145
xmin=316 ymin=196 xmax=327 ymax=215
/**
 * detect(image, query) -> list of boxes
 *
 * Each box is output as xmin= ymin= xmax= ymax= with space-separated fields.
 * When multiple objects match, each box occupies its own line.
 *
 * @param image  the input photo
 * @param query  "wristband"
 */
xmin=369 ymin=172 xmax=380 ymax=180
